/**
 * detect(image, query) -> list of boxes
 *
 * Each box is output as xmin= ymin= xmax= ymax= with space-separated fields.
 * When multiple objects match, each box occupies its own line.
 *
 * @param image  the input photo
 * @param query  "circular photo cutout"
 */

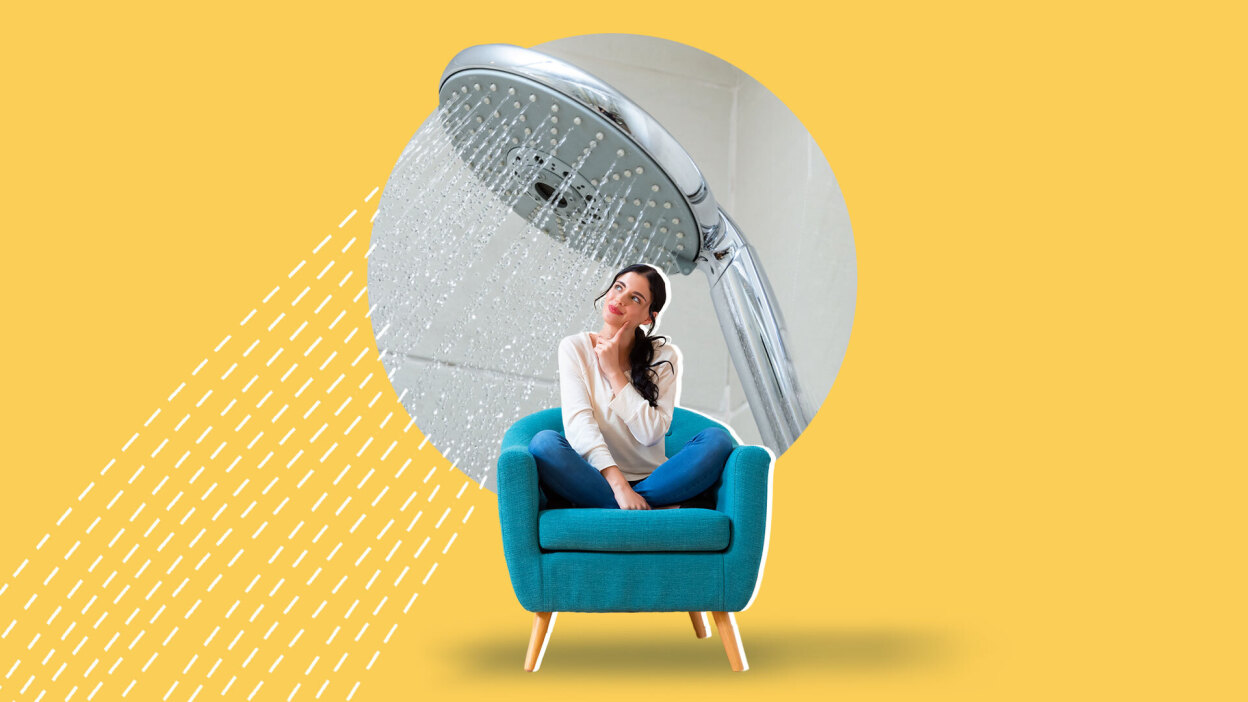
xmin=368 ymin=34 xmax=856 ymax=492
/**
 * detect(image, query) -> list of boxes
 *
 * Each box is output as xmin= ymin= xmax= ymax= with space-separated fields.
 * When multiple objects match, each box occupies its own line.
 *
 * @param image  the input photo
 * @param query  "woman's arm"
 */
xmin=561 ymin=337 xmax=651 ymax=510
xmin=558 ymin=337 xmax=616 ymax=470
xmin=607 ymin=343 xmax=682 ymax=446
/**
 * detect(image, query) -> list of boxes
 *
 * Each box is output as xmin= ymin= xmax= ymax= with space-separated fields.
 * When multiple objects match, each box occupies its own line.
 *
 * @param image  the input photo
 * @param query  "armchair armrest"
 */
xmin=714 ymin=445 xmax=774 ymax=612
xmin=497 ymin=446 xmax=544 ymax=611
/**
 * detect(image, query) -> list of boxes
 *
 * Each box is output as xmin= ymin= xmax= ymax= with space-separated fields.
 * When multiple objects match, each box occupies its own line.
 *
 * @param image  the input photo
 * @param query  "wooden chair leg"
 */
xmin=524 ymin=612 xmax=556 ymax=672
xmin=688 ymin=611 xmax=711 ymax=639
xmin=711 ymin=611 xmax=749 ymax=671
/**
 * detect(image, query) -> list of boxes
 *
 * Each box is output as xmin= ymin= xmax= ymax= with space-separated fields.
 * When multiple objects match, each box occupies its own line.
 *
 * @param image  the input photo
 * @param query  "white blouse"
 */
xmin=557 ymin=331 xmax=683 ymax=481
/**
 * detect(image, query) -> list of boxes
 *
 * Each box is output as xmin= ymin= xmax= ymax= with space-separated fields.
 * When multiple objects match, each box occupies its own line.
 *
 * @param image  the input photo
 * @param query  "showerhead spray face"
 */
xmin=437 ymin=44 xmax=721 ymax=277
xmin=436 ymin=43 xmax=813 ymax=454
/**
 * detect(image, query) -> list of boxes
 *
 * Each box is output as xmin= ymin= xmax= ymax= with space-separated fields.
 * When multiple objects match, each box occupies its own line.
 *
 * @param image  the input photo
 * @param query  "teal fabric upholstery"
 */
xmin=498 ymin=407 xmax=773 ymax=614
xmin=538 ymin=508 xmax=731 ymax=552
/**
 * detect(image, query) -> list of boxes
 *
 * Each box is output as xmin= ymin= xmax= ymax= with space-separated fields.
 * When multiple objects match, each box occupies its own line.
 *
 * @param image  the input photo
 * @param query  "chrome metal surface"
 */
xmin=699 ymin=211 xmax=812 ymax=450
xmin=440 ymin=44 xmax=721 ymax=235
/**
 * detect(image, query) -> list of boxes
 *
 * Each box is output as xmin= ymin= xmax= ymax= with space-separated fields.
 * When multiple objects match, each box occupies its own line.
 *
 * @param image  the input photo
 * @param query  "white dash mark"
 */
xmin=320 ymin=443 xmax=339 ymax=463
xmin=313 ymin=234 xmax=332 ymax=253
xmin=364 ymin=186 xmax=379 ymax=202
xmin=263 ymin=286 xmax=280 ymax=303
xmin=122 ymin=433 xmax=139 ymax=452
xmin=422 ymin=562 xmax=439 ymax=585
xmin=291 ymin=286 xmax=310 ymax=306
xmin=339 ymin=209 xmax=357 ymax=227
xmin=215 ymin=334 xmax=232 ymax=351
xmin=240 ymin=309 xmax=257 ymax=326
xmin=289 ymin=260 xmax=306 ymax=278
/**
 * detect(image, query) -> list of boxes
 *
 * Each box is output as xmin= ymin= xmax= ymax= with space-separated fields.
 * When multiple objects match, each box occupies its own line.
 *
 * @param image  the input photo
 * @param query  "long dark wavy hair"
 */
xmin=594 ymin=263 xmax=675 ymax=408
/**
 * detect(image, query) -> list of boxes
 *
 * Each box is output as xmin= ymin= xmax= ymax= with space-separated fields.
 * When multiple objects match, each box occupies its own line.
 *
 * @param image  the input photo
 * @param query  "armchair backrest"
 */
xmin=501 ymin=407 xmax=738 ymax=459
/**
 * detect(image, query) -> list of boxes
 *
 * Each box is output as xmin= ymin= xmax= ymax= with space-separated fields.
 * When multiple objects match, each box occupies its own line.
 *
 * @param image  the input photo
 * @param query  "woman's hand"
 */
xmin=600 ymin=465 xmax=650 ymax=510
xmin=612 ymin=483 xmax=651 ymax=510
xmin=594 ymin=322 xmax=635 ymax=382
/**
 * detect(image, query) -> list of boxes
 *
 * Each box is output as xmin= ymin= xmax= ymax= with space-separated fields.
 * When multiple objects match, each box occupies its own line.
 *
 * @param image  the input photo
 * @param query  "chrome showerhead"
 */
xmin=438 ymin=44 xmax=722 ymax=277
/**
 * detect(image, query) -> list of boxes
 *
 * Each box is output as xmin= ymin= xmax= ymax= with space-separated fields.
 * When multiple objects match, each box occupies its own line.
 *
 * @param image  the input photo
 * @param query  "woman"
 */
xmin=529 ymin=263 xmax=734 ymax=510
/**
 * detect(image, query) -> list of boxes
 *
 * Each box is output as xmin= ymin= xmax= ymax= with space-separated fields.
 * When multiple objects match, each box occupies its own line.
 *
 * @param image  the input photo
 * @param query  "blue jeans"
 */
xmin=528 ymin=427 xmax=734 ymax=509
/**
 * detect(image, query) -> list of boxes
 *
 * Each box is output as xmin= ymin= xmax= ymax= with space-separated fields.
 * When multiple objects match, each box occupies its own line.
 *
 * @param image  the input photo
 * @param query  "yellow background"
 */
xmin=2 ymin=2 xmax=1244 ymax=700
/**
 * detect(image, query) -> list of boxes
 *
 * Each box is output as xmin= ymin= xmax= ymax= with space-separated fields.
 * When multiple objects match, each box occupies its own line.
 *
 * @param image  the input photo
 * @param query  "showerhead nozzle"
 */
xmin=438 ymin=44 xmax=721 ymax=276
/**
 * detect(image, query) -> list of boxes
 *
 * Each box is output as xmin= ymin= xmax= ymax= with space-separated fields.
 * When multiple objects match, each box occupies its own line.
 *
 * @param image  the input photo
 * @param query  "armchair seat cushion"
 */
xmin=538 ymin=507 xmax=731 ymax=552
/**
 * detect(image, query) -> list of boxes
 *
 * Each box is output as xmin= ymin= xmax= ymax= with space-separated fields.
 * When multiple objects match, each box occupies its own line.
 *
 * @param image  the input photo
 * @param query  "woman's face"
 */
xmin=602 ymin=271 xmax=654 ymax=329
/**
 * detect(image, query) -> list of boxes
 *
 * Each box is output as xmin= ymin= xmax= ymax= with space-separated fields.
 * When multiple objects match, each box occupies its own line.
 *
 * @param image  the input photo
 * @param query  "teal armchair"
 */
xmin=497 ymin=407 xmax=774 ymax=671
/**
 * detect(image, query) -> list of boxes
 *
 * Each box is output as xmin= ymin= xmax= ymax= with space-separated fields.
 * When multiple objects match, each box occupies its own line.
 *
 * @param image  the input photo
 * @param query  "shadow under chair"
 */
xmin=496 ymin=407 xmax=774 ymax=671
